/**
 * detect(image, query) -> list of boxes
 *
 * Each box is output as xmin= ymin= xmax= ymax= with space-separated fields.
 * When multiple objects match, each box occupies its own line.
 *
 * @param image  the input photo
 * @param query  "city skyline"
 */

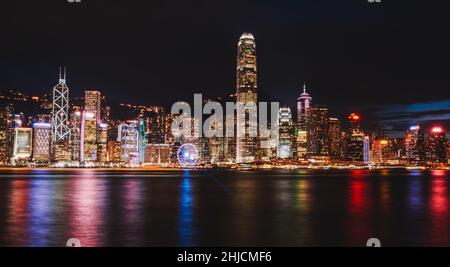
xmin=1 ymin=1 xmax=449 ymax=136
xmin=2 ymin=1 xmax=450 ymax=251
xmin=2 ymin=64 xmax=449 ymax=138
xmin=0 ymin=28 xmax=449 ymax=168
xmin=1 ymin=67 xmax=449 ymax=140
xmin=0 ymin=55 xmax=448 ymax=167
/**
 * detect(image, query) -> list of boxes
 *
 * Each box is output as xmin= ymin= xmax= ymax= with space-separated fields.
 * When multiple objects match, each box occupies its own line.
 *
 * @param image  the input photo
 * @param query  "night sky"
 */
xmin=0 ymin=0 xmax=449 ymax=136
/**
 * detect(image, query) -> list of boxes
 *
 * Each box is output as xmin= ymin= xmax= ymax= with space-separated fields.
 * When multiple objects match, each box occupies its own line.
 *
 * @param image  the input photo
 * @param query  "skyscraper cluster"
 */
xmin=0 ymin=33 xmax=448 ymax=168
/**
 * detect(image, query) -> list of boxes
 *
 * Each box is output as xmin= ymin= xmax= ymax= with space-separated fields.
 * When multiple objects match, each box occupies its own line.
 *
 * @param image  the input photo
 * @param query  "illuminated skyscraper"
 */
xmin=32 ymin=122 xmax=51 ymax=162
xmin=363 ymin=136 xmax=371 ymax=164
xmin=236 ymin=33 xmax=257 ymax=105
xmin=427 ymin=126 xmax=447 ymax=164
xmin=83 ymin=91 xmax=103 ymax=163
xmin=12 ymin=114 xmax=24 ymax=128
xmin=144 ymin=144 xmax=171 ymax=165
xmin=296 ymin=83 xmax=312 ymax=159
xmin=345 ymin=113 xmax=365 ymax=162
xmin=224 ymin=108 xmax=236 ymax=163
xmin=100 ymin=96 xmax=111 ymax=126
xmin=118 ymin=121 xmax=140 ymax=166
xmin=306 ymin=105 xmax=329 ymax=157
xmin=84 ymin=91 xmax=101 ymax=123
xmin=51 ymin=67 xmax=71 ymax=161
xmin=197 ymin=108 xmax=226 ymax=164
xmin=209 ymin=135 xmax=226 ymax=164
xmin=328 ymin=118 xmax=341 ymax=160
xmin=97 ymin=123 xmax=108 ymax=163
xmin=12 ymin=128 xmax=32 ymax=162
xmin=0 ymin=103 xmax=12 ymax=164
xmin=53 ymin=143 xmax=72 ymax=162
xmin=138 ymin=118 xmax=146 ymax=163
xmin=141 ymin=107 xmax=166 ymax=144
xmin=164 ymin=113 xmax=181 ymax=164
xmin=69 ymin=108 xmax=82 ymax=161
xmin=405 ymin=125 xmax=425 ymax=164
xmin=371 ymin=139 xmax=390 ymax=164
xmin=297 ymin=83 xmax=312 ymax=127
xmin=236 ymin=32 xmax=258 ymax=163
xmin=277 ymin=106 xmax=295 ymax=159
xmin=80 ymin=112 xmax=97 ymax=163
xmin=198 ymin=137 xmax=211 ymax=164
xmin=107 ymin=140 xmax=122 ymax=163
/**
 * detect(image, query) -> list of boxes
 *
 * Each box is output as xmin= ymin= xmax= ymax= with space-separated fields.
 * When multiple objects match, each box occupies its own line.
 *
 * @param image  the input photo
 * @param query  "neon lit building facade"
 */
xmin=427 ymin=126 xmax=447 ymax=164
xmin=371 ymin=139 xmax=390 ymax=164
xmin=84 ymin=91 xmax=102 ymax=123
xmin=70 ymin=109 xmax=82 ymax=162
xmin=345 ymin=113 xmax=365 ymax=162
xmin=296 ymin=83 xmax=312 ymax=159
xmin=306 ymin=105 xmax=329 ymax=157
xmin=405 ymin=125 xmax=425 ymax=164
xmin=118 ymin=121 xmax=140 ymax=166
xmin=81 ymin=112 xmax=97 ymax=163
xmin=138 ymin=118 xmax=146 ymax=164
xmin=98 ymin=123 xmax=108 ymax=163
xmin=32 ymin=122 xmax=51 ymax=162
xmin=277 ymin=106 xmax=295 ymax=159
xmin=363 ymin=136 xmax=371 ymax=165
xmin=328 ymin=118 xmax=341 ymax=160
xmin=13 ymin=127 xmax=32 ymax=161
xmin=144 ymin=144 xmax=171 ymax=165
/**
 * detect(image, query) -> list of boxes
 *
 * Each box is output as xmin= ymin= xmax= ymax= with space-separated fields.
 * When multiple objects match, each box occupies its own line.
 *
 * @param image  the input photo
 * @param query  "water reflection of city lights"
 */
xmin=350 ymin=180 xmax=367 ymax=213
xmin=178 ymin=171 xmax=194 ymax=247
xmin=8 ymin=180 xmax=29 ymax=246
xmin=68 ymin=170 xmax=107 ymax=247
xmin=429 ymin=177 xmax=449 ymax=244
xmin=431 ymin=170 xmax=447 ymax=177
xmin=29 ymin=179 xmax=53 ymax=247
xmin=295 ymin=179 xmax=311 ymax=212
xmin=431 ymin=178 xmax=448 ymax=214
xmin=408 ymin=179 xmax=422 ymax=210
xmin=275 ymin=180 xmax=291 ymax=206
xmin=409 ymin=169 xmax=422 ymax=176
xmin=350 ymin=170 xmax=368 ymax=179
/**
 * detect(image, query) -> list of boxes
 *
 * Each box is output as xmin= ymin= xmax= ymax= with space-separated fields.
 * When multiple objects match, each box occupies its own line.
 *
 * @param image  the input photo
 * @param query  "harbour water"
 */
xmin=0 ymin=168 xmax=448 ymax=247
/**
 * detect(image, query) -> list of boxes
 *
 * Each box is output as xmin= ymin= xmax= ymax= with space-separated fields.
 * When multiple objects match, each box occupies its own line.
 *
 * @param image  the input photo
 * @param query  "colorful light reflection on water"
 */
xmin=0 ymin=169 xmax=448 ymax=246
xmin=178 ymin=170 xmax=193 ymax=247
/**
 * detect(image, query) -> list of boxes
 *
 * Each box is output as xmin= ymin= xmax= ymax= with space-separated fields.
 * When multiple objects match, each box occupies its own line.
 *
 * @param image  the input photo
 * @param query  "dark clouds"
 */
xmin=377 ymin=100 xmax=450 ymax=136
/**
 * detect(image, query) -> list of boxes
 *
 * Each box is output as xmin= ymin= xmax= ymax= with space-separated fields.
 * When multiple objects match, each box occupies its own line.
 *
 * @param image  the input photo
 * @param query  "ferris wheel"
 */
xmin=177 ymin=143 xmax=199 ymax=167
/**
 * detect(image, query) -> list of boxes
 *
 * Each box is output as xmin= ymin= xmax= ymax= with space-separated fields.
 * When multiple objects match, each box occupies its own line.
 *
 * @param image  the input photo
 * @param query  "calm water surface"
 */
xmin=0 ymin=169 xmax=448 ymax=247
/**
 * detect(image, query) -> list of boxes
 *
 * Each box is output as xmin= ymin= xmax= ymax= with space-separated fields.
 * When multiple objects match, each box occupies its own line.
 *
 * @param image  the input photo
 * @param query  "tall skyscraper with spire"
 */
xmin=297 ymin=83 xmax=312 ymax=129
xmin=236 ymin=32 xmax=257 ymax=103
xmin=296 ymin=83 xmax=312 ymax=159
xmin=236 ymin=32 xmax=258 ymax=163
xmin=51 ymin=67 xmax=71 ymax=161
